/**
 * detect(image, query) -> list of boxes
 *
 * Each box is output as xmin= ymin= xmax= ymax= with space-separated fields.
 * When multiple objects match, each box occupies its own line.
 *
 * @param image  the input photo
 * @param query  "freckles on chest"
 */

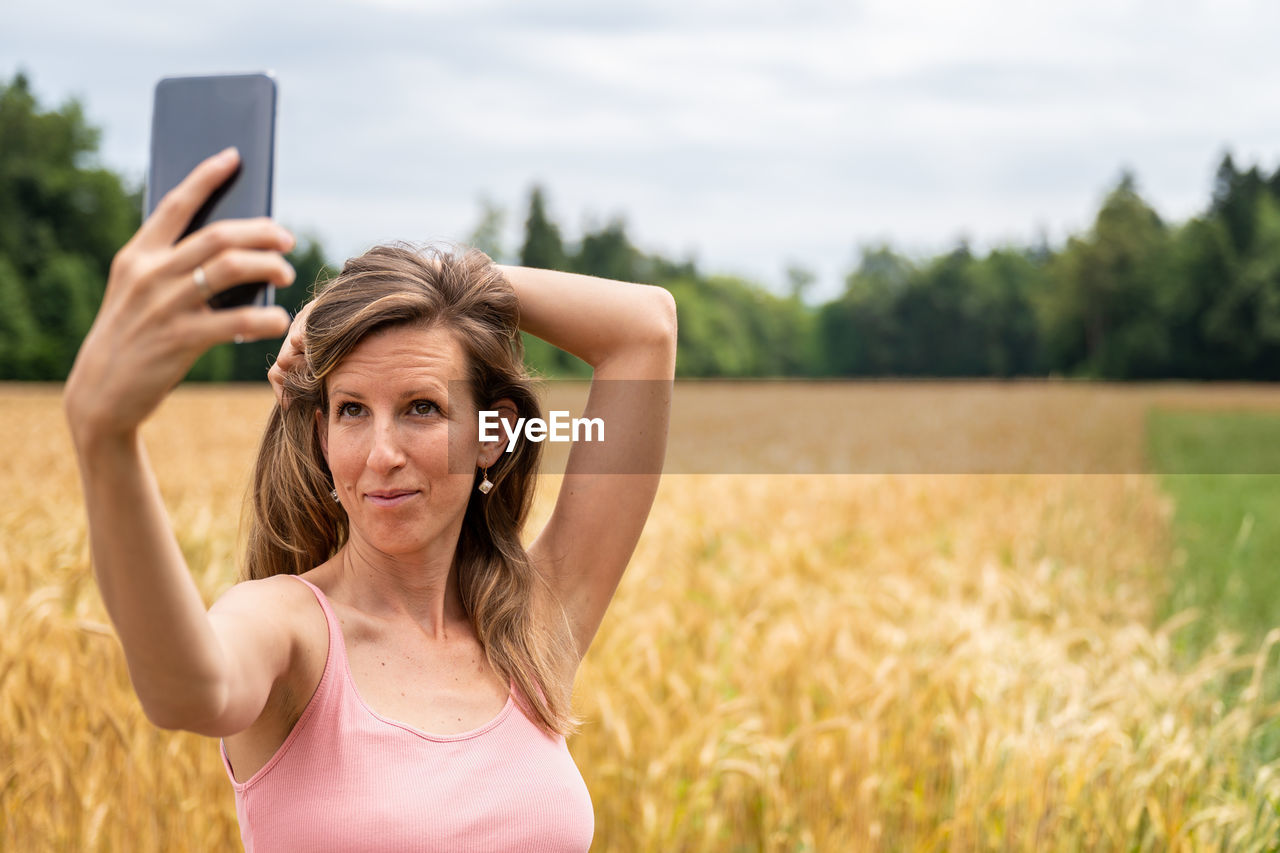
xmin=346 ymin=636 xmax=511 ymax=736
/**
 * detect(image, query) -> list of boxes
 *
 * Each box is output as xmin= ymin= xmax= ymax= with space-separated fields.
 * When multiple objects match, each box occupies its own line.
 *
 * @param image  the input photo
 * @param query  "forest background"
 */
xmin=4 ymin=67 xmax=1280 ymax=384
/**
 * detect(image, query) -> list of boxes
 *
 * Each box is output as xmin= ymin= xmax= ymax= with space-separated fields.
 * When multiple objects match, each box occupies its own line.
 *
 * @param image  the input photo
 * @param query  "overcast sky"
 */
xmin=5 ymin=0 xmax=1280 ymax=301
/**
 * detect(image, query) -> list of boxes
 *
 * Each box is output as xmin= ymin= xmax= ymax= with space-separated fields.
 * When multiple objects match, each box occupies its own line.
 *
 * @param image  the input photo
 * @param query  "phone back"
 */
xmin=146 ymin=72 xmax=278 ymax=309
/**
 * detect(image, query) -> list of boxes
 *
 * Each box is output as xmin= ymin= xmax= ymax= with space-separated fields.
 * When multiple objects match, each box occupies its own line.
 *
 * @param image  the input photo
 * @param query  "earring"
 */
xmin=330 ymin=488 xmax=340 ymax=502
xmin=478 ymin=466 xmax=494 ymax=495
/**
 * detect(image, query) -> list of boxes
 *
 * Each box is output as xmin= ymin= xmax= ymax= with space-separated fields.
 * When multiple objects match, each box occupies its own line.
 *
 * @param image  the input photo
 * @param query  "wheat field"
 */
xmin=4 ymin=382 xmax=1280 ymax=851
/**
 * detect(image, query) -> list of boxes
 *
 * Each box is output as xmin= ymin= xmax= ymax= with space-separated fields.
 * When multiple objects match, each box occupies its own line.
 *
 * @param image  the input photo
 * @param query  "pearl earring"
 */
xmin=478 ymin=466 xmax=493 ymax=495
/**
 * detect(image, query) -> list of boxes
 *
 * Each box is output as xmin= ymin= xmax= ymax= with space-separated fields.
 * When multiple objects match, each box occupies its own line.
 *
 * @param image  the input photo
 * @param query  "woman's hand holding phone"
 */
xmin=65 ymin=147 xmax=296 ymax=450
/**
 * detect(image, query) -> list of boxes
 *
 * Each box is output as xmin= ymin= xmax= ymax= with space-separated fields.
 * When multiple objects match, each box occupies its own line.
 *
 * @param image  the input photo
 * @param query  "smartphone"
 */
xmin=145 ymin=72 xmax=278 ymax=310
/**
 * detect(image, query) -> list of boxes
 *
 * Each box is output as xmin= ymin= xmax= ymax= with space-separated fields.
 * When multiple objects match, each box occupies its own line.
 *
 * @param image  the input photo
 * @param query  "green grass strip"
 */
xmin=1146 ymin=408 xmax=1280 ymax=762
xmin=1147 ymin=409 xmax=1280 ymax=652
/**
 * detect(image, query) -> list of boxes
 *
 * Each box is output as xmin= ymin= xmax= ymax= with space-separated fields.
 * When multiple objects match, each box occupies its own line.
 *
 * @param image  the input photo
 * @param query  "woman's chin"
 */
xmin=350 ymin=518 xmax=452 ymax=558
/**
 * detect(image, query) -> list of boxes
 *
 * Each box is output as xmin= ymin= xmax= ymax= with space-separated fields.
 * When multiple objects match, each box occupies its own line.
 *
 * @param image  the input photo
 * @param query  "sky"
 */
xmin=5 ymin=0 xmax=1280 ymax=302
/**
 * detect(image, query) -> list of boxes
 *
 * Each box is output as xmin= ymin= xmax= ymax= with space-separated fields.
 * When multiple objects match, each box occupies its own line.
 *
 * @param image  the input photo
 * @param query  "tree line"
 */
xmin=3 ymin=69 xmax=1279 ymax=381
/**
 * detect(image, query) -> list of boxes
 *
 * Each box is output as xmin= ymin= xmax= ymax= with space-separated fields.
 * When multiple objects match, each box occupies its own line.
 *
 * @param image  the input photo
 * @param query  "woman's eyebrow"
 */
xmin=394 ymin=380 xmax=449 ymax=398
xmin=330 ymin=386 xmax=448 ymax=401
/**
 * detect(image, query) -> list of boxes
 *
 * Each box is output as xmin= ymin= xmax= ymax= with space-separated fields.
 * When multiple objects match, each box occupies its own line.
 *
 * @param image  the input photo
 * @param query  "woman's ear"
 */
xmin=314 ymin=407 xmax=329 ymax=465
xmin=478 ymin=397 xmax=518 ymax=468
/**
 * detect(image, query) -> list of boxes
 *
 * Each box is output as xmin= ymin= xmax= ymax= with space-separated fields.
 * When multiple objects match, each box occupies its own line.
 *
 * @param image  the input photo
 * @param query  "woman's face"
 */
xmin=316 ymin=323 xmax=490 ymax=560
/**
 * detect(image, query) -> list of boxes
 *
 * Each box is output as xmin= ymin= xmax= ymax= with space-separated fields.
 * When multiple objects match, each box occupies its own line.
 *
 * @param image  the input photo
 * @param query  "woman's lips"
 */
xmin=365 ymin=490 xmax=418 ymax=507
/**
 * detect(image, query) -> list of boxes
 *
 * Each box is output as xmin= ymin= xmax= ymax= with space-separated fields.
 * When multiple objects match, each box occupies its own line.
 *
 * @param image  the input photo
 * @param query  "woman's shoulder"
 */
xmin=221 ymin=572 xmax=333 ymax=705
xmin=210 ymin=572 xmax=331 ymax=654
xmin=216 ymin=571 xmax=320 ymax=610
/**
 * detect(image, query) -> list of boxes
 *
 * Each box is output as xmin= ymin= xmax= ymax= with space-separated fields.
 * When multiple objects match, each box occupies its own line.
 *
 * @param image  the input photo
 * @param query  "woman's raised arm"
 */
xmin=64 ymin=147 xmax=298 ymax=734
xmin=494 ymin=264 xmax=677 ymax=662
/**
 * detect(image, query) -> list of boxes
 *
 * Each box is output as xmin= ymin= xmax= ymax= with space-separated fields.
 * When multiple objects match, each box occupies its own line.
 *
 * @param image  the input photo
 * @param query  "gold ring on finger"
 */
xmin=193 ymin=265 xmax=212 ymax=302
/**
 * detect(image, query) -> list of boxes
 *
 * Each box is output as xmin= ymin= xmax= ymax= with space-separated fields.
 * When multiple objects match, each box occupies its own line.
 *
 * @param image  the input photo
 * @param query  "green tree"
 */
xmin=516 ymin=186 xmax=589 ymax=376
xmin=0 ymin=68 xmax=141 ymax=379
xmin=785 ymin=262 xmax=816 ymax=303
xmin=519 ymin=185 xmax=567 ymax=271
xmin=1200 ymin=193 xmax=1280 ymax=377
xmin=29 ymin=252 xmax=100 ymax=377
xmin=894 ymin=244 xmax=990 ymax=376
xmin=1212 ymin=153 xmax=1266 ymax=256
xmin=661 ymin=275 xmax=756 ymax=376
xmin=819 ymin=245 xmax=912 ymax=376
xmin=466 ymin=194 xmax=507 ymax=263
xmin=1167 ymin=216 xmax=1237 ymax=378
xmin=571 ymin=216 xmax=640 ymax=283
xmin=968 ymin=248 xmax=1051 ymax=377
xmin=1040 ymin=172 xmax=1173 ymax=378
xmin=659 ymin=273 xmax=814 ymax=377
xmin=0 ymin=255 xmax=41 ymax=378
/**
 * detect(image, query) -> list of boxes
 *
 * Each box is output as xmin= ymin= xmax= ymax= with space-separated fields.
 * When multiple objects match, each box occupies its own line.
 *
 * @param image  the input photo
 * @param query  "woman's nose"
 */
xmin=366 ymin=420 xmax=407 ymax=471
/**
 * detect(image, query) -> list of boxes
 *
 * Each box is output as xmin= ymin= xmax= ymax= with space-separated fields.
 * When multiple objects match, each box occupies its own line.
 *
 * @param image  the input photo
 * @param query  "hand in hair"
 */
xmin=267 ymin=300 xmax=315 ymax=410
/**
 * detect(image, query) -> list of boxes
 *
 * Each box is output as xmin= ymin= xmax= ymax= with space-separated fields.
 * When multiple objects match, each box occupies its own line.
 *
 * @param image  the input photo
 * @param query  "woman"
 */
xmin=64 ymin=147 xmax=676 ymax=851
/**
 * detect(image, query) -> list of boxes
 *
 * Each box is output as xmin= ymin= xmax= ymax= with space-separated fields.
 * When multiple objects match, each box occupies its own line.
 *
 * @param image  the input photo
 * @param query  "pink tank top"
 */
xmin=219 ymin=575 xmax=594 ymax=852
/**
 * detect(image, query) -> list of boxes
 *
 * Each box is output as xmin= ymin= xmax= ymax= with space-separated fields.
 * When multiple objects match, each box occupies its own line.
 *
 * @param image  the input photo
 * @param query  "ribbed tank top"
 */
xmin=219 ymin=575 xmax=594 ymax=852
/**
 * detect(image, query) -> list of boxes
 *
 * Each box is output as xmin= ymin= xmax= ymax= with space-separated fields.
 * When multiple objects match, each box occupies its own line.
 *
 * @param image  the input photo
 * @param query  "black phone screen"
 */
xmin=145 ymin=72 xmax=278 ymax=310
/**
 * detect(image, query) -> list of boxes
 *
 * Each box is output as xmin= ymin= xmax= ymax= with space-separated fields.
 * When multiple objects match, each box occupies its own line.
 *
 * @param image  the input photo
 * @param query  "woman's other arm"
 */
xmin=65 ymin=148 xmax=298 ymax=734
xmin=495 ymin=264 xmax=677 ymax=661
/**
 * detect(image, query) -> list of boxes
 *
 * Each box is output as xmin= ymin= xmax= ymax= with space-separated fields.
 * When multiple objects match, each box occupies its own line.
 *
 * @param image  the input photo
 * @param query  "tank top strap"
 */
xmin=220 ymin=573 xmax=346 ymax=791
xmin=288 ymin=573 xmax=348 ymax=675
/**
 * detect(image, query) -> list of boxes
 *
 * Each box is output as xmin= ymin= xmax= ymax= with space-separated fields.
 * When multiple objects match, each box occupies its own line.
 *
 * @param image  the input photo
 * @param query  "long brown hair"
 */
xmin=244 ymin=241 xmax=577 ymax=736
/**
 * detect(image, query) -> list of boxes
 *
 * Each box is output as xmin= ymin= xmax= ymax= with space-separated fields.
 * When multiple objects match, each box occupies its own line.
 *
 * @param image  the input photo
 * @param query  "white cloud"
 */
xmin=4 ymin=0 xmax=1279 ymax=300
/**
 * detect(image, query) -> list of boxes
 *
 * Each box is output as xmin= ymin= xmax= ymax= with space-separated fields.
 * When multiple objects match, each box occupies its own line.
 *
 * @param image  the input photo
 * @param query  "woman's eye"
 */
xmin=412 ymin=400 xmax=439 ymax=416
xmin=337 ymin=402 xmax=362 ymax=417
